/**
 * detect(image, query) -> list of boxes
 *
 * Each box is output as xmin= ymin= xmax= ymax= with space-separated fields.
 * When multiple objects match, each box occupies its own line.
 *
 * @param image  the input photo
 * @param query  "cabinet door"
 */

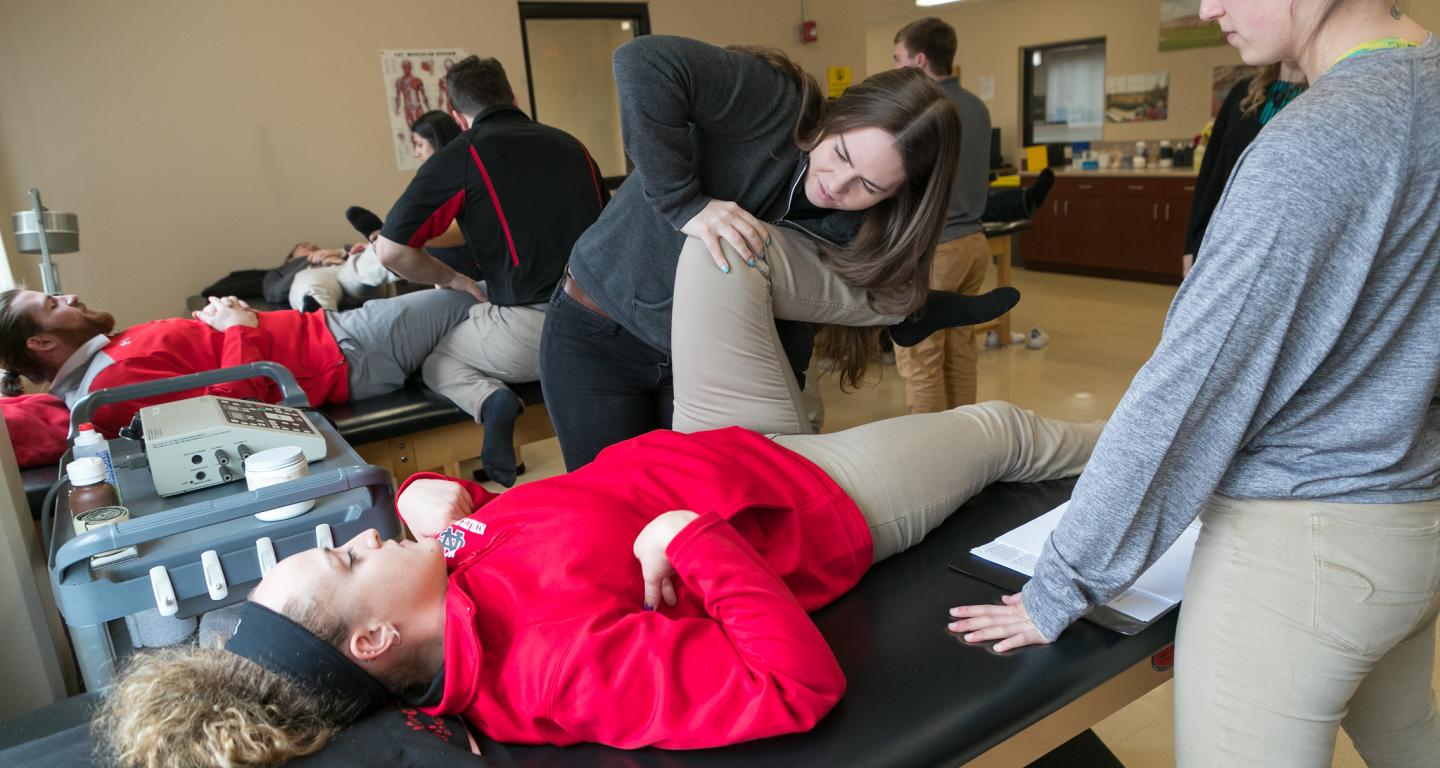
xmin=1018 ymin=195 xmax=1067 ymax=266
xmin=1063 ymin=196 xmax=1120 ymax=269
xmin=1156 ymin=198 xmax=1189 ymax=278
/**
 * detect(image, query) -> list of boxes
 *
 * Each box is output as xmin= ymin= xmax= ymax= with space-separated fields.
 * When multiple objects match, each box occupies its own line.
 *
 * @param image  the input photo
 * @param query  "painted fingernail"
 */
xmin=765 ymin=237 xmax=773 ymax=246
xmin=643 ymin=603 xmax=654 ymax=611
xmin=720 ymin=264 xmax=730 ymax=273
xmin=747 ymin=258 xmax=756 ymax=267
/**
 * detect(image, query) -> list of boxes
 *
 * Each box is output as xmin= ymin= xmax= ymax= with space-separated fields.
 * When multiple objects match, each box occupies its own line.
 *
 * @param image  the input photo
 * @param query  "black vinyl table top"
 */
xmin=484 ymin=477 xmax=1177 ymax=768
xmin=0 ymin=478 xmax=1174 ymax=768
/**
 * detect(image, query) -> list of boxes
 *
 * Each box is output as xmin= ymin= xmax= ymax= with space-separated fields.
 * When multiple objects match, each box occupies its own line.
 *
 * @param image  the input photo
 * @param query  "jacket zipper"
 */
xmin=770 ymin=157 xmax=841 ymax=248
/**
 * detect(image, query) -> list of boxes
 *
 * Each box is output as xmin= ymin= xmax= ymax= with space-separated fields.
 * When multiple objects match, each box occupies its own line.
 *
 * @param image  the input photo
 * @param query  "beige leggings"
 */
xmin=1175 ymin=495 xmax=1440 ymax=767
xmin=671 ymin=225 xmax=904 ymax=436
xmin=774 ymin=401 xmax=1102 ymax=563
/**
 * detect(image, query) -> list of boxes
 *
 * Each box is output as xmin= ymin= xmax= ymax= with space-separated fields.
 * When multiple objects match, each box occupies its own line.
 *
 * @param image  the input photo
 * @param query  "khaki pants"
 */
xmin=671 ymin=226 xmax=903 ymax=435
xmin=421 ymin=286 xmax=547 ymax=420
xmin=1175 ymin=495 xmax=1440 ymax=767
xmin=894 ymin=232 xmax=990 ymax=412
xmin=773 ymin=401 xmax=1101 ymax=563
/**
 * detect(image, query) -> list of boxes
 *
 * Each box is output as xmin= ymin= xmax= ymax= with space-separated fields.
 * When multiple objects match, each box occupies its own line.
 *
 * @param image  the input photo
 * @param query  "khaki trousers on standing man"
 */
xmin=895 ymin=231 xmax=990 ymax=412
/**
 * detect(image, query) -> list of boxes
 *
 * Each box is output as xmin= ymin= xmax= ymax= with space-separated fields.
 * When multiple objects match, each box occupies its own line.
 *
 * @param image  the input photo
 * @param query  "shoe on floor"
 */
xmin=1008 ymin=331 xmax=1026 ymax=345
xmin=1026 ymin=328 xmax=1051 ymax=350
xmin=984 ymin=330 xmax=1001 ymax=349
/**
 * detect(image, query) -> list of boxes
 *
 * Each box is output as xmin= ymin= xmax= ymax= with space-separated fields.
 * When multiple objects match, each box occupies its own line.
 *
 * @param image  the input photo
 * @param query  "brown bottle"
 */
xmin=68 ymin=457 xmax=119 ymax=516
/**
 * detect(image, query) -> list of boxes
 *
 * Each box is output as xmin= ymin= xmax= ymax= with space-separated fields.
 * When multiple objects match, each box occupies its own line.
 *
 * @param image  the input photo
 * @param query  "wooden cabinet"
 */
xmin=1017 ymin=175 xmax=1194 ymax=284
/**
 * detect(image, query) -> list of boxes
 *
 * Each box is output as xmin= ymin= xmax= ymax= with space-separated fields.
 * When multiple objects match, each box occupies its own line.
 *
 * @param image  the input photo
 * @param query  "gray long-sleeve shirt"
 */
xmin=936 ymin=77 xmax=991 ymax=241
xmin=1024 ymin=36 xmax=1440 ymax=640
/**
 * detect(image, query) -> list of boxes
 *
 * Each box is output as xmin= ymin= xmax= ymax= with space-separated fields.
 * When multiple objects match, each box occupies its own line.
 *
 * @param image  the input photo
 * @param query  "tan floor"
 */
xmin=463 ymin=266 xmax=1439 ymax=767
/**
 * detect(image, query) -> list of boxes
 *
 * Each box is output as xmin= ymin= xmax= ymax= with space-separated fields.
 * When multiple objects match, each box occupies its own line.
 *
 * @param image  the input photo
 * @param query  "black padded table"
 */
xmin=481 ymin=476 xmax=1175 ymax=767
xmin=2 ymin=477 xmax=1171 ymax=767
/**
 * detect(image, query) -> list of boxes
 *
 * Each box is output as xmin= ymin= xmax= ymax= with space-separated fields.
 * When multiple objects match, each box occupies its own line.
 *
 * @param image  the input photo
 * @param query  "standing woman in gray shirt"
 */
xmin=950 ymin=1 xmax=1438 ymax=765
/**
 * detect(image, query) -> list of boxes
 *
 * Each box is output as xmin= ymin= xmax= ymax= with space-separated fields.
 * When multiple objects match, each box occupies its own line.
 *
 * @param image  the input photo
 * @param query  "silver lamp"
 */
xmin=11 ymin=188 xmax=80 ymax=294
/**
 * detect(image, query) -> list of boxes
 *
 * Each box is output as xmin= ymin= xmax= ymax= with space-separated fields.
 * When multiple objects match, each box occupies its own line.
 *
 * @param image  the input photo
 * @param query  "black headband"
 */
xmin=225 ymin=601 xmax=392 ymax=719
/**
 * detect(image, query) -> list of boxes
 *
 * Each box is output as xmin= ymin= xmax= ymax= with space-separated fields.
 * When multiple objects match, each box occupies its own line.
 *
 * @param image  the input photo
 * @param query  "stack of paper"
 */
xmin=970 ymin=501 xmax=1201 ymax=623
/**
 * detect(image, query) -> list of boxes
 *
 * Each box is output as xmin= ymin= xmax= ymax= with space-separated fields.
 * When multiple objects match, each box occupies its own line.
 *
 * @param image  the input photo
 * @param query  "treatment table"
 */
xmin=0 ymin=475 xmax=1176 ymax=767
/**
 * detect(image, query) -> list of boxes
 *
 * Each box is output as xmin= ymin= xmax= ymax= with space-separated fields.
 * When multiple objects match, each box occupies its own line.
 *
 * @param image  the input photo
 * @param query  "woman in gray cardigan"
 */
xmin=951 ymin=1 xmax=1438 ymax=765
xmin=540 ymin=35 xmax=1017 ymax=470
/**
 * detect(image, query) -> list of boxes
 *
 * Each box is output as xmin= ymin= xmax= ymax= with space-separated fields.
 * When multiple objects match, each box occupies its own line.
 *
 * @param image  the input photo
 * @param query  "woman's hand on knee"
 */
xmin=681 ymin=200 xmax=768 ymax=272
xmin=397 ymin=479 xmax=473 ymax=540
xmin=947 ymin=593 xmax=1051 ymax=652
xmin=632 ymin=510 xmax=700 ymax=610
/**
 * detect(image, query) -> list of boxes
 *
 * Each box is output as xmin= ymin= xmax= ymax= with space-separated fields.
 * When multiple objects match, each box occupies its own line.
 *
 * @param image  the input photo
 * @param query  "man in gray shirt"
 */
xmin=893 ymin=17 xmax=994 ymax=412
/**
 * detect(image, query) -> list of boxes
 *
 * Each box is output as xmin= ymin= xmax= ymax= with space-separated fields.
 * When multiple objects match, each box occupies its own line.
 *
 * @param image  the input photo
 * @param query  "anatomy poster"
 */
xmin=380 ymin=48 xmax=467 ymax=171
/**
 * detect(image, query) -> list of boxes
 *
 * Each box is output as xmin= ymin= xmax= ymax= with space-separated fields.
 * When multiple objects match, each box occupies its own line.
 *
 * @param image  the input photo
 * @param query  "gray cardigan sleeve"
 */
xmin=611 ymin=35 xmax=799 ymax=230
xmin=1020 ymin=110 xmax=1387 ymax=640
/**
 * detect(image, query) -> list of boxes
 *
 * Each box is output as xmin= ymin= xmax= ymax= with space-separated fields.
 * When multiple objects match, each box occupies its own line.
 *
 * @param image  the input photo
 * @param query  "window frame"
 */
xmin=1020 ymin=36 xmax=1106 ymax=148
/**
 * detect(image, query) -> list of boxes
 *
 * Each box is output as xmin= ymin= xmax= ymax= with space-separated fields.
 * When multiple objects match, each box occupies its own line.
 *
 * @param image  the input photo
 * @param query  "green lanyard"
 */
xmin=1334 ymin=36 xmax=1421 ymax=66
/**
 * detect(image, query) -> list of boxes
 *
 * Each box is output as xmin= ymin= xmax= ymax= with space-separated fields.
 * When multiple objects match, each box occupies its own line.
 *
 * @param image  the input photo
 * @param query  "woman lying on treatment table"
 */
xmin=98 ymin=403 xmax=1101 ymax=766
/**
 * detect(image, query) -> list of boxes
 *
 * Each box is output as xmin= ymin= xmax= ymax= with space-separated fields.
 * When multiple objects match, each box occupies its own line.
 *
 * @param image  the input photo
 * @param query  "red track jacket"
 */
xmin=396 ymin=427 xmax=873 ymax=749
xmin=85 ymin=311 xmax=346 ymax=436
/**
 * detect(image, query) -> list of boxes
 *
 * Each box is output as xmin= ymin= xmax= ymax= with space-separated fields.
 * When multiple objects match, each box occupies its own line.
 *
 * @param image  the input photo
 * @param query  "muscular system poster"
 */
xmin=380 ymin=48 xmax=468 ymax=171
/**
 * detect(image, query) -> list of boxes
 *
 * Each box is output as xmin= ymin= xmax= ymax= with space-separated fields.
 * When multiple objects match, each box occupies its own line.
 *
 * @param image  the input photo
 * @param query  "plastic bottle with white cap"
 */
xmin=245 ymin=446 xmax=316 ymax=521
xmin=73 ymin=423 xmax=120 ymax=498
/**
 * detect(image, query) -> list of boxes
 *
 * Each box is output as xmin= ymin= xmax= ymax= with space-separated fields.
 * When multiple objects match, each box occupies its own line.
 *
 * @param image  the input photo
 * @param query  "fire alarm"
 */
xmin=801 ymin=20 xmax=818 ymax=43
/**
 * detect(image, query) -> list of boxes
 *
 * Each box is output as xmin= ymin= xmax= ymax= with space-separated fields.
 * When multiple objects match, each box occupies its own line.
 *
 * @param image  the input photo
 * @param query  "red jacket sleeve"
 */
xmin=204 ymin=325 xmax=278 ymax=403
xmin=544 ymin=512 xmax=845 ymax=749
xmin=395 ymin=472 xmax=501 ymax=572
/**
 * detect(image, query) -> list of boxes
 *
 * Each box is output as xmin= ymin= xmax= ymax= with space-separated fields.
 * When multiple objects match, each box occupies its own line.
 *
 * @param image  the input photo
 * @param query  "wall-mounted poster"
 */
xmin=1159 ymin=0 xmax=1225 ymax=51
xmin=1106 ymin=71 xmax=1170 ymax=123
xmin=1212 ymin=64 xmax=1263 ymax=117
xmin=380 ymin=48 xmax=468 ymax=171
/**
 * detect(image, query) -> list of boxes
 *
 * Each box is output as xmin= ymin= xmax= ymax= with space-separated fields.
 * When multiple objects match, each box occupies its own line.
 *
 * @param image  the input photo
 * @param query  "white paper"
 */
xmin=971 ymin=501 xmax=1200 ymax=623
xmin=978 ymin=74 xmax=995 ymax=100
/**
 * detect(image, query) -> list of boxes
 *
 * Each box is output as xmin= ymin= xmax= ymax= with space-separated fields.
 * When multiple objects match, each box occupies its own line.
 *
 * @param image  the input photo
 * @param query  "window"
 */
xmin=519 ymin=2 xmax=650 ymax=187
xmin=1021 ymin=38 xmax=1105 ymax=146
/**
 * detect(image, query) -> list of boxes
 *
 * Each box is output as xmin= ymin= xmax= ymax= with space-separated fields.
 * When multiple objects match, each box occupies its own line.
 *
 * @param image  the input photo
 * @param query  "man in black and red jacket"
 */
xmin=376 ymin=55 xmax=607 ymax=486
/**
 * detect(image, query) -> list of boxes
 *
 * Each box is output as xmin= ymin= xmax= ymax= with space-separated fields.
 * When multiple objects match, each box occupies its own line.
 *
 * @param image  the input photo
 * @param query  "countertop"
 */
xmin=1022 ymin=168 xmax=1199 ymax=178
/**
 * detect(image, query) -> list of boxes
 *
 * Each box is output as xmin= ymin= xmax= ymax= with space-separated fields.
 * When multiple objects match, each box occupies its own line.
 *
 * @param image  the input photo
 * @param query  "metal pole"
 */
xmin=29 ymin=188 xmax=61 ymax=294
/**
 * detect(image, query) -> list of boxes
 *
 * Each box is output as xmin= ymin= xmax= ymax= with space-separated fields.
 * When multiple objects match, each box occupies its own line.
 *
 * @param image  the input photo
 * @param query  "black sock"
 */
xmin=300 ymin=295 xmax=323 ymax=313
xmin=345 ymin=206 xmax=384 ymax=239
xmin=479 ymin=389 xmax=521 ymax=487
xmin=889 ymin=288 xmax=1021 ymax=347
xmin=1024 ymin=168 xmax=1056 ymax=214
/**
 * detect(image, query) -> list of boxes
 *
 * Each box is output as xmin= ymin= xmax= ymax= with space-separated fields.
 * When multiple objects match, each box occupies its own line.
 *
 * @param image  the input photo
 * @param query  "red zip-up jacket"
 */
xmin=85 ymin=311 xmax=347 ymax=436
xmin=395 ymin=427 xmax=873 ymax=749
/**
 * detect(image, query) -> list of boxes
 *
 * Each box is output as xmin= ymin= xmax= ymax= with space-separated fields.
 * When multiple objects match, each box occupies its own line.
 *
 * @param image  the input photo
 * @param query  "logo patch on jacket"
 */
xmin=437 ymin=518 xmax=487 ymax=558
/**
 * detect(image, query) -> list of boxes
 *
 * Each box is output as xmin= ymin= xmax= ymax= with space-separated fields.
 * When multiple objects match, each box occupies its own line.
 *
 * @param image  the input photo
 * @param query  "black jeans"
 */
xmin=539 ymin=285 xmax=675 ymax=470
xmin=539 ymin=284 xmax=816 ymax=471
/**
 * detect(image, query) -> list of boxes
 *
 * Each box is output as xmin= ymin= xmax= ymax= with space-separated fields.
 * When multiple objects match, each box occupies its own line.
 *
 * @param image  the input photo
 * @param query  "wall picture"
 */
xmin=1106 ymin=71 xmax=1170 ymax=123
xmin=380 ymin=48 xmax=468 ymax=171
xmin=1159 ymin=0 xmax=1226 ymax=51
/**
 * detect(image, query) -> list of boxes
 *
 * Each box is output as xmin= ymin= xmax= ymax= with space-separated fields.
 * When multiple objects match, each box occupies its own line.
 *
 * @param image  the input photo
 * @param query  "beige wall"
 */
xmin=0 ymin=0 xmax=865 ymax=328
xmin=865 ymin=0 xmax=1440 ymax=163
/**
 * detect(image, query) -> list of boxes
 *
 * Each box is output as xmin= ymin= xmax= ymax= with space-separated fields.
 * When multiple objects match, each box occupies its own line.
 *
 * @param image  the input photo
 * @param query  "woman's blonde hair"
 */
xmin=1238 ymin=63 xmax=1284 ymax=116
xmin=95 ymin=645 xmax=348 ymax=768
xmin=95 ymin=598 xmax=371 ymax=767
